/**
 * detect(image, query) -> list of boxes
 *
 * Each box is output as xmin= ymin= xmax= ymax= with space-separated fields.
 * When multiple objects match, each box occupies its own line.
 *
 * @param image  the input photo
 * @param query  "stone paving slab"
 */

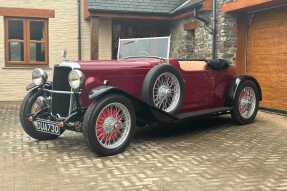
xmin=0 ymin=103 xmax=287 ymax=191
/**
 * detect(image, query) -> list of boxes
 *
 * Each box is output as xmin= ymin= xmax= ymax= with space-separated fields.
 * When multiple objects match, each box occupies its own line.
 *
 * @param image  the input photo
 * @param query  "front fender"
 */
xmin=89 ymin=86 xmax=178 ymax=124
xmin=225 ymin=75 xmax=262 ymax=107
xmin=89 ymin=86 xmax=118 ymax=100
xmin=26 ymin=83 xmax=39 ymax=91
xmin=25 ymin=81 xmax=53 ymax=92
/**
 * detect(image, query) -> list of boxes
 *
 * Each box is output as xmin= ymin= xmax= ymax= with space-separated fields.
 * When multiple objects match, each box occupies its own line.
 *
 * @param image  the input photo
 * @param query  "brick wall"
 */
xmin=98 ymin=18 xmax=112 ymax=60
xmin=0 ymin=0 xmax=91 ymax=101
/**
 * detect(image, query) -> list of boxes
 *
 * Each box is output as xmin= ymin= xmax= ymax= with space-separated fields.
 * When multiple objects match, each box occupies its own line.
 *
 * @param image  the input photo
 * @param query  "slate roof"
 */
xmin=88 ymin=0 xmax=203 ymax=15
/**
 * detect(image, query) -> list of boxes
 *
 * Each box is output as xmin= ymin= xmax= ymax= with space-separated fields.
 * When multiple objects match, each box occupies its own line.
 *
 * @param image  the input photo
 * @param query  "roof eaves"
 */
xmin=88 ymin=9 xmax=171 ymax=17
xmin=170 ymin=0 xmax=203 ymax=14
xmin=87 ymin=0 xmax=203 ymax=16
xmin=170 ymin=0 xmax=192 ymax=14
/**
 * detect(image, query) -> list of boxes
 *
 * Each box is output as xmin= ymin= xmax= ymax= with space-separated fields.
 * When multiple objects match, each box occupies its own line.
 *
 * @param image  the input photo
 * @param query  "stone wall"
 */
xmin=170 ymin=19 xmax=194 ymax=59
xmin=170 ymin=0 xmax=237 ymax=63
xmin=216 ymin=0 xmax=237 ymax=62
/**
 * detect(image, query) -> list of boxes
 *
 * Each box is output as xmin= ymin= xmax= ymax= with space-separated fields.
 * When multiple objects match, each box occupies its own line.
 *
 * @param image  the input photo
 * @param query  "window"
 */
xmin=5 ymin=18 xmax=48 ymax=66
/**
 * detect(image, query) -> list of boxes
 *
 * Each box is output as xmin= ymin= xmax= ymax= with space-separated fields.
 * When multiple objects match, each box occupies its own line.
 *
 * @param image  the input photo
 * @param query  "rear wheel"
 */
xmin=231 ymin=80 xmax=260 ymax=124
xmin=19 ymin=91 xmax=64 ymax=140
xmin=83 ymin=94 xmax=136 ymax=156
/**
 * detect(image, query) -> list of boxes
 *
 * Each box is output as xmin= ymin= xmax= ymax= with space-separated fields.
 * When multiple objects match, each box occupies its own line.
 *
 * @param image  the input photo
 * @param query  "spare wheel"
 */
xmin=142 ymin=64 xmax=184 ymax=114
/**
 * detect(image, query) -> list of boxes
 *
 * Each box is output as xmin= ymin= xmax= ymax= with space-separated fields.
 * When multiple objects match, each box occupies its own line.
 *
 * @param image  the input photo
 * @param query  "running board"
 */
xmin=176 ymin=107 xmax=231 ymax=120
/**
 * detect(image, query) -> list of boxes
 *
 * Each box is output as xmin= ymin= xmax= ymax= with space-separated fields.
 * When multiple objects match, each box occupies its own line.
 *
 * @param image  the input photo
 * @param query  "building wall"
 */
xmin=0 ymin=0 xmax=91 ymax=101
xmin=216 ymin=0 xmax=237 ymax=61
xmin=98 ymin=18 xmax=112 ymax=60
xmin=170 ymin=19 xmax=194 ymax=59
xmin=170 ymin=0 xmax=237 ymax=63
xmin=170 ymin=12 xmax=212 ymax=60
xmin=81 ymin=5 xmax=91 ymax=61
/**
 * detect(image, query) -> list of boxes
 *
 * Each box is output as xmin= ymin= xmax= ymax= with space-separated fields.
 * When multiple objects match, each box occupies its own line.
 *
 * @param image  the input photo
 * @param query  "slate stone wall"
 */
xmin=170 ymin=0 xmax=237 ymax=63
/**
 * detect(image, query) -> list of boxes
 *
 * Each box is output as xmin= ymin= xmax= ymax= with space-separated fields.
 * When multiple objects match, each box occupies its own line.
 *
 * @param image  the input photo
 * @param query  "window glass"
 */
xmin=30 ymin=21 xmax=45 ymax=41
xmin=8 ymin=20 xmax=23 ymax=40
xmin=30 ymin=42 xmax=45 ymax=62
xmin=118 ymin=37 xmax=170 ymax=59
xmin=8 ymin=41 xmax=24 ymax=61
xmin=5 ymin=18 xmax=48 ymax=65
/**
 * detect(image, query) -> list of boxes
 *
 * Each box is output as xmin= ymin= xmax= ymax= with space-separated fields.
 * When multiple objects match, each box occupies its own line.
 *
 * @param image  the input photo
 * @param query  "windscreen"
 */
xmin=117 ymin=36 xmax=170 ymax=59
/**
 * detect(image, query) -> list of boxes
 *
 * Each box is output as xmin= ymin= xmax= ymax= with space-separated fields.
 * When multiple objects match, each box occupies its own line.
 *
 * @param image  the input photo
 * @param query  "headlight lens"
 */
xmin=68 ymin=70 xmax=85 ymax=90
xmin=32 ymin=68 xmax=48 ymax=86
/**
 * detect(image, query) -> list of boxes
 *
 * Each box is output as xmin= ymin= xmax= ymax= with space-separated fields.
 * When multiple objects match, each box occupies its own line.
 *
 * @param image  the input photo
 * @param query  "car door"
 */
xmin=206 ymin=69 xmax=234 ymax=108
xmin=181 ymin=70 xmax=214 ymax=112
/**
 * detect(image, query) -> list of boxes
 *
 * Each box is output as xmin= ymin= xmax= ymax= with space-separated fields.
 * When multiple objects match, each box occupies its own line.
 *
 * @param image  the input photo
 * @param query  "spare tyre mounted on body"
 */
xmin=20 ymin=37 xmax=262 ymax=156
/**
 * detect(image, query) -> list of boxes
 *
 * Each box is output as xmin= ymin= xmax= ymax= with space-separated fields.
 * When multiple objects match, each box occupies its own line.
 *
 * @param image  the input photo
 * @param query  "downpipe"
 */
xmin=77 ymin=0 xmax=82 ymax=60
xmin=212 ymin=0 xmax=217 ymax=59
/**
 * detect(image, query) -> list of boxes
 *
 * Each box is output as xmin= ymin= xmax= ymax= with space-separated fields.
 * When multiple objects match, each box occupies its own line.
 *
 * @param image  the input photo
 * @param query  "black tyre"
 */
xmin=19 ymin=90 xmax=64 ymax=140
xmin=83 ymin=94 xmax=136 ymax=156
xmin=231 ymin=80 xmax=260 ymax=125
xmin=142 ymin=64 xmax=184 ymax=114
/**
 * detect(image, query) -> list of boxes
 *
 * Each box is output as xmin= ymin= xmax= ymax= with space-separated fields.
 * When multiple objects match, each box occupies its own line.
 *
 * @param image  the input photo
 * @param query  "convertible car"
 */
xmin=20 ymin=37 xmax=262 ymax=156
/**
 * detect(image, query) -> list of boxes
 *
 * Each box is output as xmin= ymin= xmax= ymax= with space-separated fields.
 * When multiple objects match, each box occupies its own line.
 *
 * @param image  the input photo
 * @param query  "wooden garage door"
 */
xmin=247 ymin=7 xmax=287 ymax=111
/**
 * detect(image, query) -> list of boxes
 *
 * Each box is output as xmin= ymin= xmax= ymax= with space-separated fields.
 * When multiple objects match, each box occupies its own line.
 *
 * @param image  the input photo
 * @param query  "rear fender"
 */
xmin=225 ymin=75 xmax=262 ymax=107
xmin=89 ymin=86 xmax=178 ymax=124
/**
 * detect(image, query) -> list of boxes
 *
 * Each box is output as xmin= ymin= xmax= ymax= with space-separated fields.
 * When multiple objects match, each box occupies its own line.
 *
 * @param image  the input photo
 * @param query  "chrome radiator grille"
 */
xmin=51 ymin=65 xmax=72 ymax=117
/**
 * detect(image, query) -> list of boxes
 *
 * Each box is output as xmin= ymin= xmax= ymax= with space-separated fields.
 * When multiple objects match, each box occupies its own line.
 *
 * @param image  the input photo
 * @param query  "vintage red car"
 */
xmin=20 ymin=37 xmax=262 ymax=156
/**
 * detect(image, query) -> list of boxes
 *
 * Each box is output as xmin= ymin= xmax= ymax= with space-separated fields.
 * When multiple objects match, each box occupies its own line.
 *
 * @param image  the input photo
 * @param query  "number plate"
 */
xmin=35 ymin=119 xmax=61 ymax=136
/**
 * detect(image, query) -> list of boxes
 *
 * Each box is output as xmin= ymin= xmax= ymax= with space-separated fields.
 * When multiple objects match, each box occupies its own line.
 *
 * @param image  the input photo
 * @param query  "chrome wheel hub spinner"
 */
xmin=238 ymin=87 xmax=256 ymax=119
xmin=153 ymin=72 xmax=181 ymax=113
xmin=103 ymin=117 xmax=117 ymax=133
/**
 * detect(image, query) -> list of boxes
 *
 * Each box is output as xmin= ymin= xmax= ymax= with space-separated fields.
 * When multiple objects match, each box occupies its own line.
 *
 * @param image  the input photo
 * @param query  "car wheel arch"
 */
xmin=225 ymin=75 xmax=262 ymax=107
xmin=88 ymin=86 xmax=177 ymax=126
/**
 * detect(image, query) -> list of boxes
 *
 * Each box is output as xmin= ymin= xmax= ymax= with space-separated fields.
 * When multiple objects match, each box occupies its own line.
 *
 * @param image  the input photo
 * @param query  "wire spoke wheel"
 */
xmin=95 ymin=102 xmax=131 ymax=150
xmin=152 ymin=72 xmax=181 ymax=113
xmin=20 ymin=91 xmax=63 ymax=140
xmin=31 ymin=96 xmax=46 ymax=114
xmin=238 ymin=87 xmax=257 ymax=119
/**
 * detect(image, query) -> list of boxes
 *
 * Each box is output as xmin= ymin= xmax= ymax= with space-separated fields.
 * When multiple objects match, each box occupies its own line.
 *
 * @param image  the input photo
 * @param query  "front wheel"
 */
xmin=19 ymin=90 xmax=64 ymax=140
xmin=83 ymin=94 xmax=136 ymax=156
xmin=231 ymin=80 xmax=260 ymax=125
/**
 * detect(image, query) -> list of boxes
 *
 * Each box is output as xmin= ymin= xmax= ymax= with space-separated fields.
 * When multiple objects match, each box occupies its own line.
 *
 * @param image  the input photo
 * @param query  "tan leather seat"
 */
xmin=179 ymin=61 xmax=207 ymax=71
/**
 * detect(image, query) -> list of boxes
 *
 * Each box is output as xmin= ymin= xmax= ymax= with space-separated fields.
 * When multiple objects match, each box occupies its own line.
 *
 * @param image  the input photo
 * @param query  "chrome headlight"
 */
xmin=32 ymin=68 xmax=48 ymax=86
xmin=68 ymin=70 xmax=85 ymax=90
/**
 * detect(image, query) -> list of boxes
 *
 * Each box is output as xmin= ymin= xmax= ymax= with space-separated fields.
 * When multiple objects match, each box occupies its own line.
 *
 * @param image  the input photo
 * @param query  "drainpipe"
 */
xmin=77 ymin=0 xmax=82 ymax=60
xmin=212 ymin=0 xmax=217 ymax=59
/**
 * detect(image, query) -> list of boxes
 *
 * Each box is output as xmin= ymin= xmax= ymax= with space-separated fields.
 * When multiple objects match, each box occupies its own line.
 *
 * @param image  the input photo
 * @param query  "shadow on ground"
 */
xmin=135 ymin=115 xmax=235 ymax=141
xmin=27 ymin=115 xmax=236 ymax=155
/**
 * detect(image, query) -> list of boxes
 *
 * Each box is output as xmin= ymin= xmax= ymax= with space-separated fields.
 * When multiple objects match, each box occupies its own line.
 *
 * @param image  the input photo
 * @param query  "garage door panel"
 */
xmin=248 ymin=38 xmax=287 ymax=53
xmin=247 ymin=60 xmax=285 ymax=73
xmin=247 ymin=7 xmax=287 ymax=111
xmin=247 ymin=64 xmax=287 ymax=74
xmin=260 ymin=87 xmax=287 ymax=111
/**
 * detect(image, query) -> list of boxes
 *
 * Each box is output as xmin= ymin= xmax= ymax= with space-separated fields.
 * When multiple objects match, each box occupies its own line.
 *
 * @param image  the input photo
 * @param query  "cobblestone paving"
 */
xmin=1 ymin=103 xmax=287 ymax=191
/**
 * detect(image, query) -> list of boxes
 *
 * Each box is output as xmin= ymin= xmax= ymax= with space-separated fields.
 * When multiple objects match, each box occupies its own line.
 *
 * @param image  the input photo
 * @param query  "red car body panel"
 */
xmin=79 ymin=58 xmax=236 ymax=113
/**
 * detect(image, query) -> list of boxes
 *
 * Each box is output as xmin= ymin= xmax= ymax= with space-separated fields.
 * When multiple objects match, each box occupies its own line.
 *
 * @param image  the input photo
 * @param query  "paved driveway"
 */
xmin=0 ymin=103 xmax=287 ymax=191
